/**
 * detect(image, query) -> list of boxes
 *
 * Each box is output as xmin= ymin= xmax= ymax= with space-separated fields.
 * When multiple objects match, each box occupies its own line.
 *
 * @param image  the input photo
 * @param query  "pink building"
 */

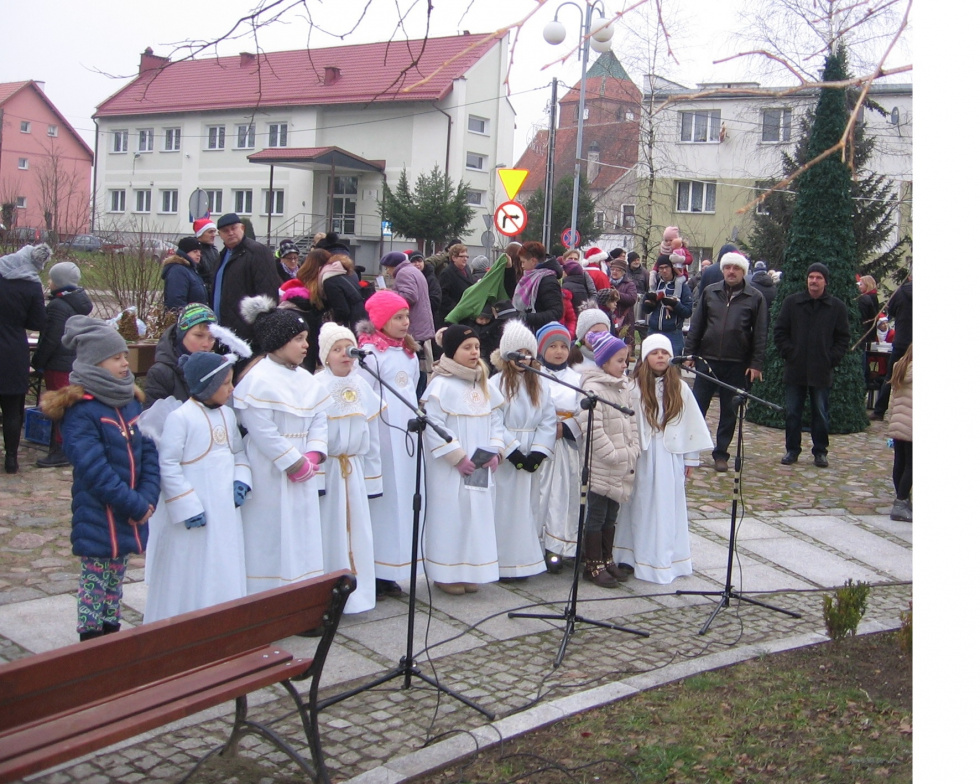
xmin=0 ymin=80 xmax=93 ymax=238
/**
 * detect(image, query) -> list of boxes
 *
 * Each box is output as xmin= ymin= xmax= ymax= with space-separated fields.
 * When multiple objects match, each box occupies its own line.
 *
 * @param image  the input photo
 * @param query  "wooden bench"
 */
xmin=0 ymin=571 xmax=355 ymax=784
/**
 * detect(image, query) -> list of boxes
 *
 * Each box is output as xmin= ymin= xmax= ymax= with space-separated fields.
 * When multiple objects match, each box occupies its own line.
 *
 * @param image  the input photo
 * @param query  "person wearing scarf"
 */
xmin=513 ymin=241 xmax=564 ymax=331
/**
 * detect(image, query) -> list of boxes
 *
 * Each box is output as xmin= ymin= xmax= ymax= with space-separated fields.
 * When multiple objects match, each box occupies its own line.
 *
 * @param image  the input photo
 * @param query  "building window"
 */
xmin=111 ymin=130 xmax=128 ymax=153
xmin=465 ymin=190 xmax=485 ymax=207
xmin=135 ymin=189 xmax=151 ymax=213
xmin=16 ymin=197 xmax=27 ymax=209
xmin=465 ymin=152 xmax=486 ymax=171
xmin=467 ymin=115 xmax=489 ymax=134
xmin=268 ymin=123 xmax=287 ymax=148
xmin=163 ymin=128 xmax=181 ymax=151
xmin=621 ymin=204 xmax=636 ymax=229
xmin=160 ymin=189 xmax=178 ymax=214
xmin=205 ymin=189 xmax=223 ymax=213
xmin=761 ymin=109 xmax=792 ymax=143
xmin=17 ymin=158 xmax=29 ymax=170
xmin=679 ymin=110 xmax=721 ymax=143
xmin=233 ymin=189 xmax=253 ymax=214
xmin=595 ymin=210 xmax=606 ymax=230
xmin=236 ymin=124 xmax=256 ymax=149
xmin=625 ymin=111 xmax=635 ymax=121
xmin=675 ymin=180 xmax=716 ymax=213
xmin=138 ymin=129 xmax=154 ymax=152
xmin=109 ymin=190 xmax=126 ymax=213
xmin=20 ymin=121 xmax=31 ymax=133
xmin=328 ymin=176 xmax=357 ymax=234
xmin=47 ymin=125 xmax=58 ymax=137
xmin=206 ymin=125 xmax=226 ymax=150
xmin=262 ymin=189 xmax=285 ymax=216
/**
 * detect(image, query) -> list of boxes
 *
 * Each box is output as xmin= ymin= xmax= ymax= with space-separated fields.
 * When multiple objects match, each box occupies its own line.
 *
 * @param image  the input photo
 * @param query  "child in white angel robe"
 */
xmin=316 ymin=323 xmax=385 ymax=614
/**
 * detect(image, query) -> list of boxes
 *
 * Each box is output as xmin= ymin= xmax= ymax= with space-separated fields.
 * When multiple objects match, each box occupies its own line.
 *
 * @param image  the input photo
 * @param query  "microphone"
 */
xmin=503 ymin=351 xmax=529 ymax=362
xmin=669 ymin=355 xmax=698 ymax=365
xmin=345 ymin=346 xmax=370 ymax=359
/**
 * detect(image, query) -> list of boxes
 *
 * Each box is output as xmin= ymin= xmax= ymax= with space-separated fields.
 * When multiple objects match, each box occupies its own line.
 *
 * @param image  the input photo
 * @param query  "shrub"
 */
xmin=822 ymin=579 xmax=871 ymax=641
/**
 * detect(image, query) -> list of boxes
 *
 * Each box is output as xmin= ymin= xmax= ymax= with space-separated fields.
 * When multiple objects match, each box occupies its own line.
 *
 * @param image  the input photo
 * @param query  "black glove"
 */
xmin=507 ymin=450 xmax=528 ymax=470
xmin=524 ymin=451 xmax=547 ymax=473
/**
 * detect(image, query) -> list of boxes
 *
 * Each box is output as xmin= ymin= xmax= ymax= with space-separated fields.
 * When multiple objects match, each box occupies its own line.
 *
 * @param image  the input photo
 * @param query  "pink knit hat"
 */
xmin=365 ymin=290 xmax=410 ymax=330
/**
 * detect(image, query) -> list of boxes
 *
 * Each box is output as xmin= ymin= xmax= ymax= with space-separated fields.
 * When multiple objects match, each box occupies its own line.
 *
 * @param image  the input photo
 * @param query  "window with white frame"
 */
xmin=15 ymin=196 xmax=27 ymax=209
xmin=761 ymin=109 xmax=792 ymax=143
xmin=138 ymin=129 xmax=154 ymax=152
xmin=675 ymin=180 xmax=716 ymax=213
xmin=467 ymin=115 xmax=489 ymax=134
xmin=236 ymin=124 xmax=256 ymax=149
xmin=233 ymin=189 xmax=253 ymax=214
xmin=206 ymin=125 xmax=225 ymax=150
xmin=134 ymin=189 xmax=151 ymax=213
xmin=109 ymin=190 xmax=126 ymax=213
xmin=204 ymin=189 xmax=223 ymax=213
xmin=328 ymin=176 xmax=358 ymax=234
xmin=163 ymin=128 xmax=181 ymax=151
xmin=465 ymin=152 xmax=486 ymax=171
xmin=262 ymin=189 xmax=284 ymax=216
xmin=17 ymin=158 xmax=28 ymax=170
xmin=20 ymin=121 xmax=31 ymax=133
xmin=621 ymin=204 xmax=636 ymax=228
xmin=111 ymin=130 xmax=128 ymax=153
xmin=268 ymin=123 xmax=287 ymax=147
xmin=465 ymin=190 xmax=485 ymax=207
xmin=47 ymin=125 xmax=58 ymax=137
xmin=679 ymin=110 xmax=721 ymax=143
xmin=160 ymin=189 xmax=178 ymax=214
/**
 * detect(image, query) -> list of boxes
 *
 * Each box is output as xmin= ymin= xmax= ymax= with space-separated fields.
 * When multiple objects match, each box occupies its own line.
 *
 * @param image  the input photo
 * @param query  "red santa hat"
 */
xmin=584 ymin=247 xmax=608 ymax=266
xmin=193 ymin=217 xmax=217 ymax=238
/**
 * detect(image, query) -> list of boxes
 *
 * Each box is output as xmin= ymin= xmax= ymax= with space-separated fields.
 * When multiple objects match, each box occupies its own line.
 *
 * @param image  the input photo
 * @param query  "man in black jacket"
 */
xmin=773 ymin=263 xmax=850 ymax=467
xmin=683 ymin=251 xmax=767 ymax=472
xmin=211 ymin=213 xmax=281 ymax=353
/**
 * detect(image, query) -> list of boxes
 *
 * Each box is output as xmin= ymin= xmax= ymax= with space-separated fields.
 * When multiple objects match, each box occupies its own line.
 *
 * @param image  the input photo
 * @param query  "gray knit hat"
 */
xmin=179 ymin=352 xmax=234 ymax=402
xmin=62 ymin=315 xmax=129 ymax=367
xmin=49 ymin=261 xmax=81 ymax=289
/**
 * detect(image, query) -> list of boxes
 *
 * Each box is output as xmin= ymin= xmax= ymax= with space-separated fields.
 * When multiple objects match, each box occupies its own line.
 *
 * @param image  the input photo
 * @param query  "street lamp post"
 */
xmin=543 ymin=1 xmax=614 ymax=250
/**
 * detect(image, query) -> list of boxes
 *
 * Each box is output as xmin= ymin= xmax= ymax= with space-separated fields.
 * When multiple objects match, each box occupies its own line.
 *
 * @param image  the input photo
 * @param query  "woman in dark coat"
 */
xmin=438 ymin=244 xmax=475 ymax=325
xmin=0 ymin=244 xmax=50 ymax=473
xmin=296 ymin=248 xmax=366 ymax=337
xmin=161 ymin=237 xmax=209 ymax=312
xmin=513 ymin=241 xmax=564 ymax=331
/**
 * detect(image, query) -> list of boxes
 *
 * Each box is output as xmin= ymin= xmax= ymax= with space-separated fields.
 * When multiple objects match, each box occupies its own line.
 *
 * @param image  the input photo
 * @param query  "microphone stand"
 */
xmin=675 ymin=358 xmax=801 ymax=635
xmin=505 ymin=358 xmax=649 ymax=668
xmin=316 ymin=353 xmax=494 ymax=719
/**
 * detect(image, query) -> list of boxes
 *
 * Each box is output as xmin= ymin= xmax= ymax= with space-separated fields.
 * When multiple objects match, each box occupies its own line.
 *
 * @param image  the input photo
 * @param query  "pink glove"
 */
xmin=455 ymin=457 xmax=476 ymax=476
xmin=288 ymin=457 xmax=317 ymax=483
xmin=486 ymin=455 xmax=500 ymax=473
xmin=304 ymin=451 xmax=322 ymax=465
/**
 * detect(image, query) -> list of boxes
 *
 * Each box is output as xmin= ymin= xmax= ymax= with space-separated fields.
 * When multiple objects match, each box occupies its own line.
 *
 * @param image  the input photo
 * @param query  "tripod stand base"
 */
xmin=676 ymin=588 xmax=801 ymax=635
xmin=509 ymin=609 xmax=649 ymax=668
xmin=317 ymin=659 xmax=495 ymax=719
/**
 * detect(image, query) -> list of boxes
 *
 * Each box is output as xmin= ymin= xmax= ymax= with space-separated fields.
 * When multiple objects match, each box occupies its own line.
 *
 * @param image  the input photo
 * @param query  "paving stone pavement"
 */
xmin=0 ymin=406 xmax=912 ymax=783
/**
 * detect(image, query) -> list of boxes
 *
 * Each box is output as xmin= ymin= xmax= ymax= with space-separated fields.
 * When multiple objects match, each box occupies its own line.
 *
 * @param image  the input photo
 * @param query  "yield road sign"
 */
xmin=494 ymin=200 xmax=528 ymax=237
xmin=497 ymin=168 xmax=529 ymax=200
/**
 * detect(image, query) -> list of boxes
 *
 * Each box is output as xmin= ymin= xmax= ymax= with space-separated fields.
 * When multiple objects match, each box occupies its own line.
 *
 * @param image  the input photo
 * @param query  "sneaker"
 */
xmin=780 ymin=451 xmax=799 ymax=465
xmin=890 ymin=498 xmax=912 ymax=522
xmin=713 ymin=457 xmax=729 ymax=472
xmin=813 ymin=453 xmax=829 ymax=468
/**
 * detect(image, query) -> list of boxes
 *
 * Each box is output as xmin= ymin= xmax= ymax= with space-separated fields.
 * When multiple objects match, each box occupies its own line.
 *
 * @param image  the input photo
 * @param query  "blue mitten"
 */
xmin=233 ymin=481 xmax=250 ymax=507
xmin=184 ymin=513 xmax=206 ymax=529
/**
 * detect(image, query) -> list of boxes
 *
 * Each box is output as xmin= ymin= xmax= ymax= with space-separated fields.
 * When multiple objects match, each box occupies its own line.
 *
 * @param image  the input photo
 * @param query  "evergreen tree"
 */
xmin=523 ymin=175 xmax=599 ymax=250
xmin=747 ymin=45 xmax=869 ymax=435
xmin=381 ymin=166 xmax=475 ymax=252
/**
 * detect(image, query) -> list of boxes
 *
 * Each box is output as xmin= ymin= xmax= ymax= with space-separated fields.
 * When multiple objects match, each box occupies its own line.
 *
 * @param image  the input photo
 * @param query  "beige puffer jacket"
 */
xmin=886 ymin=363 xmax=912 ymax=442
xmin=574 ymin=368 xmax=639 ymax=503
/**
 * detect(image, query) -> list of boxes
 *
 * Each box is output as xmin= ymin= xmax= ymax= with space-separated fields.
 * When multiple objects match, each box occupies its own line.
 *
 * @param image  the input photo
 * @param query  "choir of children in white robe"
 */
xmin=420 ymin=324 xmax=505 ymax=594
xmin=315 ymin=323 xmax=385 ymax=614
xmin=613 ymin=334 xmax=712 ymax=584
xmin=489 ymin=320 xmax=556 ymax=579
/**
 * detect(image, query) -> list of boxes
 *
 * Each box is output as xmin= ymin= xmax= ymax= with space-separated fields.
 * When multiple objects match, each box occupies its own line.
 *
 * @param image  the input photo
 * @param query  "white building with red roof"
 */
xmin=93 ymin=34 xmax=514 ymax=264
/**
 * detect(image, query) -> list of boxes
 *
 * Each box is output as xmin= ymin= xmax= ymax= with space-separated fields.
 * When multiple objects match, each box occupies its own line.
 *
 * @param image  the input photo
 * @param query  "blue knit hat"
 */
xmin=179 ymin=352 xmax=234 ymax=402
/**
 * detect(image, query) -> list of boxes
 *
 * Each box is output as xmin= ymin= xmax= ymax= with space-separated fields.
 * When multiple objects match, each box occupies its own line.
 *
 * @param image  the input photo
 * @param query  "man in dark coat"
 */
xmin=773 ymin=262 xmax=850 ymax=467
xmin=683 ymin=251 xmax=768 ymax=472
xmin=210 ymin=213 xmax=281 ymax=353
xmin=693 ymin=242 xmax=740 ymax=302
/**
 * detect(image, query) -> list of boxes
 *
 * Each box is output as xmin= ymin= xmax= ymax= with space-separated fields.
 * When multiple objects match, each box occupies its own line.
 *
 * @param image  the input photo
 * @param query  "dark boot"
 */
xmin=583 ymin=532 xmax=618 ymax=588
xmin=602 ymin=526 xmax=629 ymax=582
xmin=79 ymin=629 xmax=104 ymax=642
xmin=102 ymin=621 xmax=121 ymax=635
xmin=36 ymin=424 xmax=69 ymax=468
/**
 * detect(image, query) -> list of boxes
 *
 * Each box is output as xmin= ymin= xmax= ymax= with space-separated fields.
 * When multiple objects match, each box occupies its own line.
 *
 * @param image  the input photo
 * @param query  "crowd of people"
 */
xmin=0 ymin=220 xmax=912 ymax=642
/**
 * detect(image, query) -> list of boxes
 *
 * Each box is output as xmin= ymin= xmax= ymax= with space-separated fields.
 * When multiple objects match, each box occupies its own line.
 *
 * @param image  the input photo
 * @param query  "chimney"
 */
xmin=587 ymin=141 xmax=600 ymax=184
xmin=240 ymin=52 xmax=256 ymax=68
xmin=139 ymin=47 xmax=169 ymax=75
xmin=323 ymin=66 xmax=341 ymax=85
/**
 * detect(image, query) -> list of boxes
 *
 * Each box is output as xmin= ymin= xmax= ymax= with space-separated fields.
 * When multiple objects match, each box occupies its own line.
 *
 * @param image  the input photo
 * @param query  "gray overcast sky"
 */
xmin=0 ymin=0 xmax=864 ymax=156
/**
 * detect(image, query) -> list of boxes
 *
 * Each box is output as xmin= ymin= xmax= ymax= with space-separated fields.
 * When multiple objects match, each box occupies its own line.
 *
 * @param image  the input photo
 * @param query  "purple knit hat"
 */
xmin=586 ymin=330 xmax=627 ymax=369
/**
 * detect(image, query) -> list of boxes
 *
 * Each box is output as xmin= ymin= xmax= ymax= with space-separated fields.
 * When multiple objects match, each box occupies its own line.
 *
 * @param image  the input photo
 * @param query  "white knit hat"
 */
xmin=498 ymin=319 xmax=537 ymax=359
xmin=641 ymin=333 xmax=674 ymax=361
xmin=719 ymin=251 xmax=749 ymax=274
xmin=318 ymin=321 xmax=357 ymax=366
xmin=575 ymin=308 xmax=611 ymax=341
